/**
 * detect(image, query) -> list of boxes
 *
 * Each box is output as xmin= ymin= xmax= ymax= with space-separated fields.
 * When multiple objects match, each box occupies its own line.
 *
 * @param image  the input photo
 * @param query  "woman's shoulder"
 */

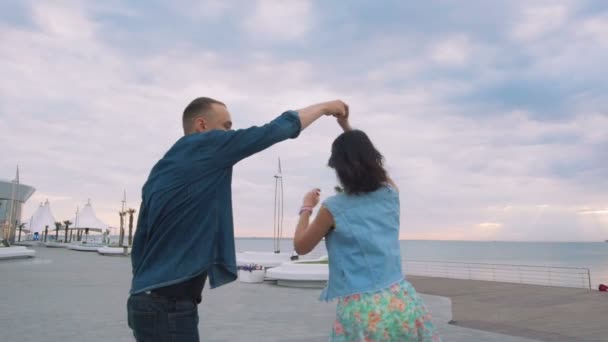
xmin=383 ymin=184 xmax=399 ymax=194
xmin=368 ymin=184 xmax=398 ymax=197
xmin=322 ymin=193 xmax=348 ymax=213
xmin=371 ymin=185 xmax=400 ymax=204
xmin=323 ymin=193 xmax=343 ymax=205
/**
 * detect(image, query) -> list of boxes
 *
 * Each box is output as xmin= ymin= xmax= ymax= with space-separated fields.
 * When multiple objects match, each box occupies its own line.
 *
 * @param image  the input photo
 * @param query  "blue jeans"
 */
xmin=127 ymin=293 xmax=199 ymax=342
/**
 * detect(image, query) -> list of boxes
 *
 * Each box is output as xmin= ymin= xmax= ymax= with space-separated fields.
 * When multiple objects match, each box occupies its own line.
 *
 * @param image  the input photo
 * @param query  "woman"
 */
xmin=293 ymin=118 xmax=441 ymax=341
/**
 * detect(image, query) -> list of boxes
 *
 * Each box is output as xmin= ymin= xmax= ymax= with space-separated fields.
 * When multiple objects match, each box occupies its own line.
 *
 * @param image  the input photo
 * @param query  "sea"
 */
xmin=235 ymin=238 xmax=608 ymax=288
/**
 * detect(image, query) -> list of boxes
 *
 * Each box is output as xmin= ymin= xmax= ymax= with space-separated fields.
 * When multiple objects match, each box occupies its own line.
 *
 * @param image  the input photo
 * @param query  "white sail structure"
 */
xmin=27 ymin=200 xmax=56 ymax=235
xmin=72 ymin=200 xmax=108 ymax=232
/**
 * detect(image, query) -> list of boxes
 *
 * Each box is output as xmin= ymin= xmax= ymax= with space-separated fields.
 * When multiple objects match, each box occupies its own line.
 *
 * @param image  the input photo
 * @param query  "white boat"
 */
xmin=236 ymin=251 xmax=294 ymax=268
xmin=97 ymin=246 xmax=131 ymax=256
xmin=0 ymin=246 xmax=36 ymax=260
xmin=68 ymin=242 xmax=106 ymax=252
xmin=265 ymin=256 xmax=329 ymax=288
xmin=44 ymin=241 xmax=69 ymax=248
xmin=13 ymin=241 xmax=42 ymax=247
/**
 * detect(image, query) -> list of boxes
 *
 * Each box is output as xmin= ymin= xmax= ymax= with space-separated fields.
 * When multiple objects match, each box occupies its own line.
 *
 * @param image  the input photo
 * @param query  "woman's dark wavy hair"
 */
xmin=328 ymin=130 xmax=388 ymax=195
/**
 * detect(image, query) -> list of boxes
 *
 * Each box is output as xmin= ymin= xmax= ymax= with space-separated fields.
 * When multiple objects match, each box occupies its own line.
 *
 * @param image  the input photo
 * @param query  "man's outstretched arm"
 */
xmin=212 ymin=100 xmax=349 ymax=167
xmin=296 ymin=100 xmax=349 ymax=130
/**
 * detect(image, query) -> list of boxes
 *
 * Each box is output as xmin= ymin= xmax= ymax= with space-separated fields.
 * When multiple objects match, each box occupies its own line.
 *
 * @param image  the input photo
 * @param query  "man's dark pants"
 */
xmin=127 ymin=293 xmax=199 ymax=342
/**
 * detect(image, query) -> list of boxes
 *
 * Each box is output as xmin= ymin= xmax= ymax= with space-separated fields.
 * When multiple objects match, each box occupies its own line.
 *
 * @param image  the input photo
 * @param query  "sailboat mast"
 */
xmin=7 ymin=166 xmax=20 ymax=243
xmin=279 ymin=158 xmax=284 ymax=250
xmin=273 ymin=158 xmax=284 ymax=253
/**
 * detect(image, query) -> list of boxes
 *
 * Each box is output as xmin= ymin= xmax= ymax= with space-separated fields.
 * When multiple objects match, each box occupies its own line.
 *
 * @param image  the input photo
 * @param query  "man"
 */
xmin=127 ymin=97 xmax=349 ymax=341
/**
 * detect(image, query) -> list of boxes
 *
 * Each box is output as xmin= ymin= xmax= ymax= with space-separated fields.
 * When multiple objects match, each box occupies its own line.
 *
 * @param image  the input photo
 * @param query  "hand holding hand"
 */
xmin=323 ymin=100 xmax=349 ymax=120
xmin=337 ymin=115 xmax=352 ymax=131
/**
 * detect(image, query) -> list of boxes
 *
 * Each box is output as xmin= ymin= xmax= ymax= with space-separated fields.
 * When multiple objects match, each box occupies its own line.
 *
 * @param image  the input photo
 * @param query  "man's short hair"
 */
xmin=182 ymin=97 xmax=225 ymax=134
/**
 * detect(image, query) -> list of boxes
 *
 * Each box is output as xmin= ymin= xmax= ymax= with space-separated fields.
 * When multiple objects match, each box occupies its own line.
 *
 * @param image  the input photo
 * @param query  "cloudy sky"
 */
xmin=1 ymin=0 xmax=607 ymax=241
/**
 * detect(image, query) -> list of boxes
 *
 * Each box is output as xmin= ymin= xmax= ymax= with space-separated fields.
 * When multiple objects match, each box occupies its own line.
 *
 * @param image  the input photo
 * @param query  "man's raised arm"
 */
xmin=212 ymin=100 xmax=349 ymax=167
xmin=297 ymin=100 xmax=349 ymax=130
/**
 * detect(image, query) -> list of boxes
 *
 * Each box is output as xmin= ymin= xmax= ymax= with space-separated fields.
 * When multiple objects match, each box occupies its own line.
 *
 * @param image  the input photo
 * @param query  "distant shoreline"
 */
xmin=235 ymin=237 xmax=605 ymax=243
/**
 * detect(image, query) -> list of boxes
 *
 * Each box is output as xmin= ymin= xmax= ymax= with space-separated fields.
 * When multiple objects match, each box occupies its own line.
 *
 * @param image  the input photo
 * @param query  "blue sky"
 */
xmin=1 ymin=0 xmax=607 ymax=241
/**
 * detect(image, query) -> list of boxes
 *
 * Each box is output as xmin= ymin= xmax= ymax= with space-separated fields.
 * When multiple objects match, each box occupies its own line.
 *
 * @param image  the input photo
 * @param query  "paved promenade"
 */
xmin=2 ymin=247 xmax=603 ymax=341
xmin=408 ymin=276 xmax=608 ymax=342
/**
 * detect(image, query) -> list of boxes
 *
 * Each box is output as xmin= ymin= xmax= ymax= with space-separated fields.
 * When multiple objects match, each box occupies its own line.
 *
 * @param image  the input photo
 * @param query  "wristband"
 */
xmin=299 ymin=206 xmax=313 ymax=216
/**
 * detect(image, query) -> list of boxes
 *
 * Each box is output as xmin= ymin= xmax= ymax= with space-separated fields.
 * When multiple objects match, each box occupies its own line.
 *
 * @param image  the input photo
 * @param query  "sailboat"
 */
xmin=98 ymin=191 xmax=131 ymax=256
xmin=236 ymin=158 xmax=294 ymax=274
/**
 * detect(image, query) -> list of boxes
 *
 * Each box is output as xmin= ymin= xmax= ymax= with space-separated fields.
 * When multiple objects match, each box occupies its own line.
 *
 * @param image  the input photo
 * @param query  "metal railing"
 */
xmin=403 ymin=259 xmax=592 ymax=289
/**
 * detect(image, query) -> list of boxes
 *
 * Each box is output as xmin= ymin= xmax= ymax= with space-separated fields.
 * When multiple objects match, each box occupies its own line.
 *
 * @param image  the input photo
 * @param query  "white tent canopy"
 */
xmin=27 ymin=200 xmax=57 ymax=234
xmin=72 ymin=200 xmax=109 ymax=232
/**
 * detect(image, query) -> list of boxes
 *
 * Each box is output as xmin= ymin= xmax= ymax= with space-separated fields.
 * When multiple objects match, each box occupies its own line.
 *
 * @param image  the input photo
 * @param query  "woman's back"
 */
xmin=291 ymin=127 xmax=440 ymax=340
xmin=321 ymin=185 xmax=403 ymax=301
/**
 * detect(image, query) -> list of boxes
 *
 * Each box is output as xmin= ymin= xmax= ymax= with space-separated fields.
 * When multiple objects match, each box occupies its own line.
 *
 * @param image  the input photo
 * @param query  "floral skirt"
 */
xmin=330 ymin=279 xmax=441 ymax=342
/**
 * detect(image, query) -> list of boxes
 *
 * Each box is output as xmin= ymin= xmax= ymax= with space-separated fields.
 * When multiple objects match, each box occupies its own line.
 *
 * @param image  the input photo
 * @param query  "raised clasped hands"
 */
xmin=323 ymin=100 xmax=351 ymax=131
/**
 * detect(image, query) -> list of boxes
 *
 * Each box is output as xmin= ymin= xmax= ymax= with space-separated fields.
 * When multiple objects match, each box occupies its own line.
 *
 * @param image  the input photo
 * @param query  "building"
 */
xmin=0 ymin=169 xmax=36 ymax=244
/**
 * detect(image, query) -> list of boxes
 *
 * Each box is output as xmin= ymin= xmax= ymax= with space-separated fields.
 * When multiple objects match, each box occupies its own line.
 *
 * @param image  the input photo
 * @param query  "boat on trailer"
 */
xmin=266 ymin=256 xmax=329 ymax=288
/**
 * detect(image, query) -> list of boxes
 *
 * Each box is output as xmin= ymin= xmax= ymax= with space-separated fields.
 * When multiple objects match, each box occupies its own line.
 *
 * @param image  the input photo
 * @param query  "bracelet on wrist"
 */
xmin=299 ymin=206 xmax=313 ymax=216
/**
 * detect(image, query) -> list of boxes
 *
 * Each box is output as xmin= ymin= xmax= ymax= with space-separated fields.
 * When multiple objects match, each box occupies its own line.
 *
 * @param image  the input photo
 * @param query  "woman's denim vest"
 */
xmin=320 ymin=185 xmax=403 ymax=301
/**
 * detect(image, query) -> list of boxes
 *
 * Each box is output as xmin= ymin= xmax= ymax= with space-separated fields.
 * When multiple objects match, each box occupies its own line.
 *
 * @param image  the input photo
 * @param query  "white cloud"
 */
xmin=194 ymin=0 xmax=234 ymax=18
xmin=31 ymin=1 xmax=96 ymax=40
xmin=478 ymin=222 xmax=502 ymax=229
xmin=243 ymin=0 xmax=313 ymax=41
xmin=511 ymin=4 xmax=570 ymax=41
xmin=29 ymin=193 xmax=73 ymax=204
xmin=578 ymin=209 xmax=608 ymax=215
xmin=507 ymin=9 xmax=608 ymax=83
xmin=429 ymin=35 xmax=472 ymax=66
xmin=578 ymin=15 xmax=608 ymax=46
xmin=170 ymin=0 xmax=234 ymax=20
xmin=367 ymin=60 xmax=422 ymax=81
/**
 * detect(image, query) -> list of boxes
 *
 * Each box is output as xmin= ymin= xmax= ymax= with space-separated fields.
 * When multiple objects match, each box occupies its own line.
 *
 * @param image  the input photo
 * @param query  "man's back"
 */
xmin=131 ymin=131 xmax=237 ymax=294
xmin=131 ymin=110 xmax=303 ymax=294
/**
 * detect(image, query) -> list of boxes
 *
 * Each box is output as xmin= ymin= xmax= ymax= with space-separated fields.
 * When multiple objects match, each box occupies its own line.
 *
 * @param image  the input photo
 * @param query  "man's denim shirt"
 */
xmin=130 ymin=111 xmax=301 ymax=294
